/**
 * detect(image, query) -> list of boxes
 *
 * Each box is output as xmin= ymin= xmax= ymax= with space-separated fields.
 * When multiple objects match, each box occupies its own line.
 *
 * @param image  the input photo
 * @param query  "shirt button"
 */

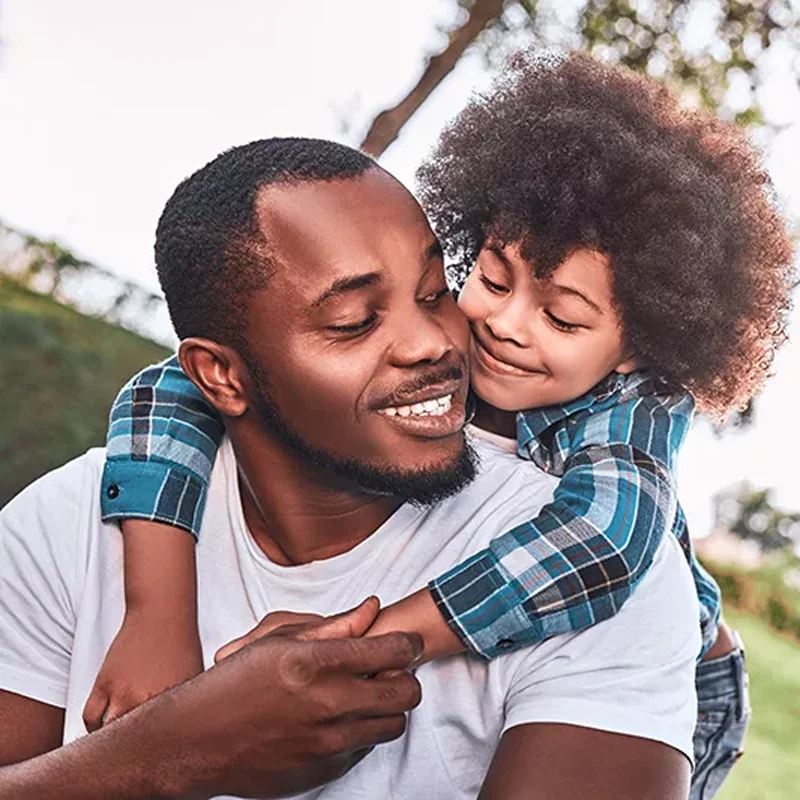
xmin=106 ymin=484 xmax=120 ymax=499
xmin=496 ymin=638 xmax=515 ymax=651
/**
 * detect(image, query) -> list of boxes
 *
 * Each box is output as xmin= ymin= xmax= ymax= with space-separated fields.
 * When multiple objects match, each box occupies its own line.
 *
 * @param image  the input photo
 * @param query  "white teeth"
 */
xmin=379 ymin=393 xmax=454 ymax=418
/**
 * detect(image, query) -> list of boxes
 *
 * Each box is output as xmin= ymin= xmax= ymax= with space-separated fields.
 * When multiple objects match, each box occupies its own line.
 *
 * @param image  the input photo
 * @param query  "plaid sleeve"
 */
xmin=429 ymin=392 xmax=703 ymax=659
xmin=100 ymin=355 xmax=225 ymax=539
xmin=430 ymin=442 xmax=679 ymax=658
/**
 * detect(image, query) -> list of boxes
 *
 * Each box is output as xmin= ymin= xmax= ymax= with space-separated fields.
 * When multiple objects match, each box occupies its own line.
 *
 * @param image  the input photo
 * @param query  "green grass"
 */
xmin=717 ymin=609 xmax=800 ymax=799
xmin=0 ymin=276 xmax=170 ymax=506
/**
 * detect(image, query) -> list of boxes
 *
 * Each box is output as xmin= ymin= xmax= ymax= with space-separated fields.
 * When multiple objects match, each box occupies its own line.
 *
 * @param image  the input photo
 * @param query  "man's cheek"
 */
xmin=443 ymin=304 xmax=471 ymax=353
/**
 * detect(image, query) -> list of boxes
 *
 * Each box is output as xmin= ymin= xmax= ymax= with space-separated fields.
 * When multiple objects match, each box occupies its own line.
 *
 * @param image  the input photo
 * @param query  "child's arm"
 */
xmin=370 ymin=393 xmax=720 ymax=661
xmin=84 ymin=357 xmax=225 ymax=730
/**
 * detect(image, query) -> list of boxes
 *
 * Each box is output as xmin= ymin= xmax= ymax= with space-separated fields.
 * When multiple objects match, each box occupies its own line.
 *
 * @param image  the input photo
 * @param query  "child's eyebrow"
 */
xmin=550 ymin=282 xmax=603 ymax=314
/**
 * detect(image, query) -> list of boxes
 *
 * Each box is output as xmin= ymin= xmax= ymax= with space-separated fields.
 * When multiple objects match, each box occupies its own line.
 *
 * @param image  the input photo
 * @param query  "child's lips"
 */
xmin=472 ymin=337 xmax=545 ymax=378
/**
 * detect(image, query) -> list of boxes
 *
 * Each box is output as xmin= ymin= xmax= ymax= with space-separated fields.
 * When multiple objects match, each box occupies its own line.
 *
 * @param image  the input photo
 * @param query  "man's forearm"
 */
xmin=0 ymin=612 xmax=424 ymax=800
xmin=0 ymin=694 xmax=193 ymax=800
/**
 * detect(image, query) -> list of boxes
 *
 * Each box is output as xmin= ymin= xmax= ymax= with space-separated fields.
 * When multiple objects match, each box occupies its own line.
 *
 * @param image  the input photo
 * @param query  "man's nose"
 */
xmin=485 ymin=298 xmax=532 ymax=348
xmin=389 ymin=308 xmax=456 ymax=367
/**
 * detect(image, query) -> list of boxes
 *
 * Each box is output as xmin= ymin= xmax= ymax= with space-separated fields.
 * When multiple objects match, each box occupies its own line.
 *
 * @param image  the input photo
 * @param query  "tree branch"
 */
xmin=359 ymin=0 xmax=505 ymax=157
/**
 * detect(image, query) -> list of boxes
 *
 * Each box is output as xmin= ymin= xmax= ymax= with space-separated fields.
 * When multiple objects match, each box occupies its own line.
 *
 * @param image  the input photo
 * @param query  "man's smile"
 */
xmin=372 ymin=380 xmax=467 ymax=439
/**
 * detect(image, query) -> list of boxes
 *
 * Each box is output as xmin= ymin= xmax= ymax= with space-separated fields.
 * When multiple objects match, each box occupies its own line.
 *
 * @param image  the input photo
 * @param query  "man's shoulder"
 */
xmin=414 ymin=439 xmax=559 ymax=556
xmin=1 ymin=448 xmax=106 ymax=540
xmin=461 ymin=437 xmax=559 ymax=517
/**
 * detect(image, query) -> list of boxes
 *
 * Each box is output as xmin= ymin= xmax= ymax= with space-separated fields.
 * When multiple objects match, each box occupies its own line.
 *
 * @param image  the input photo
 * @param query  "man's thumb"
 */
xmin=300 ymin=596 xmax=381 ymax=641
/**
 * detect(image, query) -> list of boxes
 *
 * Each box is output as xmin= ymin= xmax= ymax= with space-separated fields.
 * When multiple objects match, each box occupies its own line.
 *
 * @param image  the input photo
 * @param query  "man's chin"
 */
xmin=363 ymin=438 xmax=479 ymax=506
xmin=306 ymin=433 xmax=478 ymax=507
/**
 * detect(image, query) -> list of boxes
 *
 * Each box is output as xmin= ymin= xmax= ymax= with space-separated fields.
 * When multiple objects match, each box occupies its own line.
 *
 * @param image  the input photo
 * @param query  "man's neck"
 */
xmin=228 ymin=422 xmax=402 ymax=567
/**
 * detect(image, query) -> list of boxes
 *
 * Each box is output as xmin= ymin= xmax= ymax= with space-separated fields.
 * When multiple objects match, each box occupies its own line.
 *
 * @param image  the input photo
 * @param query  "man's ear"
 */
xmin=178 ymin=338 xmax=250 ymax=418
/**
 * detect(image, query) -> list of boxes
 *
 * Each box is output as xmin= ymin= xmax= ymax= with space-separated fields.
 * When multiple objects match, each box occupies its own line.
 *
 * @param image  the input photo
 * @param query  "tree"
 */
xmin=0 ymin=221 xmax=170 ymax=345
xmin=359 ymin=0 xmax=800 ymax=157
xmin=715 ymin=482 xmax=800 ymax=553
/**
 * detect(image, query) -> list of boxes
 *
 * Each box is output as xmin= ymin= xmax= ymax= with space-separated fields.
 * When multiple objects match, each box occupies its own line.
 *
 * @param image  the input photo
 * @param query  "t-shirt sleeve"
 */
xmin=501 ymin=535 xmax=701 ymax=764
xmin=0 ymin=454 xmax=92 ymax=708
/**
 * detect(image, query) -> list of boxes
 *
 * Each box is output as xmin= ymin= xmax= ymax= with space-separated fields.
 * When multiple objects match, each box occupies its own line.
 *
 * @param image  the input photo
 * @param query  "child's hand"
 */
xmin=82 ymin=609 xmax=203 ymax=732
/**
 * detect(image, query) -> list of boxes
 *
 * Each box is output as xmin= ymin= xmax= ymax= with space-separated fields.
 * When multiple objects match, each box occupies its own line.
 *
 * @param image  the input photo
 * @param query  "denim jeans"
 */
xmin=690 ymin=632 xmax=751 ymax=800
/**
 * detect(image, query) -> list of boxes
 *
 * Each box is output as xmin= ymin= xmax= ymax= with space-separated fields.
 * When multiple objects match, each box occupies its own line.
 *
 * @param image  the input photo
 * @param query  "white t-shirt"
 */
xmin=0 ymin=437 xmax=700 ymax=799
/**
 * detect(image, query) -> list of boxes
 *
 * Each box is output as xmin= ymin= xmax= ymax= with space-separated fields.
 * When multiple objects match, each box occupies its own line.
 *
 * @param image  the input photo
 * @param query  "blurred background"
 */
xmin=0 ymin=1 xmax=798 ymax=796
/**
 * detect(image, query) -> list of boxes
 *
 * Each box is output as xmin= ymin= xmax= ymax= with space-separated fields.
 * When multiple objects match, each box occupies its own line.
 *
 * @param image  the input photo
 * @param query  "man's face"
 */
xmin=239 ymin=169 xmax=473 ymax=501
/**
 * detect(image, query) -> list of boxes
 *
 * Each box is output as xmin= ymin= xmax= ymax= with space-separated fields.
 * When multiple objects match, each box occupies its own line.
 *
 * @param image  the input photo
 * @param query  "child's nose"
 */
xmin=485 ymin=302 xmax=533 ymax=348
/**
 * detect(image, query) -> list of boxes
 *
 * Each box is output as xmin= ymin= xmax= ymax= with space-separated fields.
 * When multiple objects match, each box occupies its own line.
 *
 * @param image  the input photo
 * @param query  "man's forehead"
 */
xmin=252 ymin=170 xmax=437 ymax=295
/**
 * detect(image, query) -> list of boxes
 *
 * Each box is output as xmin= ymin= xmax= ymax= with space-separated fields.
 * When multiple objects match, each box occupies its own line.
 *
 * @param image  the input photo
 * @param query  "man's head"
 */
xmin=156 ymin=138 xmax=474 ymax=504
xmin=419 ymin=50 xmax=794 ymax=419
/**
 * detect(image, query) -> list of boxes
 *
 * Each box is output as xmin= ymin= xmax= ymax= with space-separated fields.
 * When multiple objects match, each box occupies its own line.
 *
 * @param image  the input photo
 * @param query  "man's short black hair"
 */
xmin=155 ymin=137 xmax=376 ymax=345
xmin=417 ymin=50 xmax=795 ymax=418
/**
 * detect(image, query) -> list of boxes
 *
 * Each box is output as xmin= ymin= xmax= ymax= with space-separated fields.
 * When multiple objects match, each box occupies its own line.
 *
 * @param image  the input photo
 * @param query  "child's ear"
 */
xmin=178 ymin=338 xmax=250 ymax=418
xmin=614 ymin=354 xmax=639 ymax=375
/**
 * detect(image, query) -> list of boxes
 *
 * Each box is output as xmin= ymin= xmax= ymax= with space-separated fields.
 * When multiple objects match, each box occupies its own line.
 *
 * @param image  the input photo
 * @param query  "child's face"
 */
xmin=458 ymin=241 xmax=637 ymax=412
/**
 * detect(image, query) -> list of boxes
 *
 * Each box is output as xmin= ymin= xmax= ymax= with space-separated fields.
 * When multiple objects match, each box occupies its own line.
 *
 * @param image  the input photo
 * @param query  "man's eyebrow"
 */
xmin=311 ymin=272 xmax=383 ymax=307
xmin=551 ymin=282 xmax=603 ymax=314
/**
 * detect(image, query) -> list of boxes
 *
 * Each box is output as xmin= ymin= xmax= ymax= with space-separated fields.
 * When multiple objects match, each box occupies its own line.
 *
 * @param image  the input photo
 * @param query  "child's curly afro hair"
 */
xmin=417 ymin=50 xmax=795 ymax=419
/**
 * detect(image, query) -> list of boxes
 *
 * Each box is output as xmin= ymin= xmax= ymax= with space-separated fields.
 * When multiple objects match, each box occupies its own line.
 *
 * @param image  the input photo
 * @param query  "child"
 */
xmin=93 ymin=52 xmax=792 ymax=799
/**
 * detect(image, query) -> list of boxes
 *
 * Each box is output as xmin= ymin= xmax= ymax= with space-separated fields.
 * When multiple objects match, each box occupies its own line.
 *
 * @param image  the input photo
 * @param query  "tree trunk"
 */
xmin=359 ymin=0 xmax=505 ymax=158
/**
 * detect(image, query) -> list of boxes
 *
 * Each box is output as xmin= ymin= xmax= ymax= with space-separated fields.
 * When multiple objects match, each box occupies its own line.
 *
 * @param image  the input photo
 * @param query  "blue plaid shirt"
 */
xmin=102 ymin=358 xmax=720 ymax=659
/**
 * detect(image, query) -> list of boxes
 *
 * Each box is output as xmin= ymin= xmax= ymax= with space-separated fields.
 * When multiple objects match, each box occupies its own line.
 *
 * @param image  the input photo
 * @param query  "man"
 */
xmin=0 ymin=138 xmax=699 ymax=798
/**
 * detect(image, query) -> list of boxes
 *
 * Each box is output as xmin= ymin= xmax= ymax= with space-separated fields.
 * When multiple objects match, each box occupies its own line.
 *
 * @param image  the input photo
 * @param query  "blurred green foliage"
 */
xmin=466 ymin=0 xmax=800 ymax=127
xmin=703 ymin=553 xmax=800 ymax=644
xmin=0 ymin=276 xmax=169 ymax=507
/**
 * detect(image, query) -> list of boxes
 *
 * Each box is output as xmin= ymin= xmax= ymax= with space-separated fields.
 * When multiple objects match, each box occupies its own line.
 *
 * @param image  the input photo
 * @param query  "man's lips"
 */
xmin=472 ymin=336 xmax=545 ymax=378
xmin=372 ymin=380 xmax=467 ymax=437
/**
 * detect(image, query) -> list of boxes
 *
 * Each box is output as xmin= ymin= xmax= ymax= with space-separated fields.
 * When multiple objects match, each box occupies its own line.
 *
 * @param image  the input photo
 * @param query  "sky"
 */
xmin=1 ymin=0 xmax=799 ymax=536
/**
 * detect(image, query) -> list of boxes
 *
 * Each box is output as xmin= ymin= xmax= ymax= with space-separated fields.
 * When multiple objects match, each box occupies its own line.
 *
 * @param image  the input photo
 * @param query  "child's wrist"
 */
xmin=367 ymin=588 xmax=465 ymax=664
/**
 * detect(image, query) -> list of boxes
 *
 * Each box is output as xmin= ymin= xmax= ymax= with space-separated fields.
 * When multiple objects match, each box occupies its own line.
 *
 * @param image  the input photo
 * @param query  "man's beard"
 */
xmin=243 ymin=354 xmax=478 ymax=506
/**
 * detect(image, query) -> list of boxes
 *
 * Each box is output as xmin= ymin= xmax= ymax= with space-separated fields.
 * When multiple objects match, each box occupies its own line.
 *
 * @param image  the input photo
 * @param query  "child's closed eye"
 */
xmin=545 ymin=310 xmax=581 ymax=332
xmin=480 ymin=273 xmax=509 ymax=295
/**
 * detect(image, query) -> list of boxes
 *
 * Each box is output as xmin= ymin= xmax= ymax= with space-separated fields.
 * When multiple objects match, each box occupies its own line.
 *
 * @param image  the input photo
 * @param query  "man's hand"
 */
xmin=214 ymin=587 xmax=466 ymax=667
xmin=158 ymin=596 xmax=424 ymax=798
xmin=1 ymin=598 xmax=424 ymax=800
xmin=214 ymin=609 xmax=325 ymax=662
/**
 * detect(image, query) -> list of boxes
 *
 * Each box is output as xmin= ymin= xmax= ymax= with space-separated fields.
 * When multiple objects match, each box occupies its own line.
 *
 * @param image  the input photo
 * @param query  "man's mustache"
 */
xmin=371 ymin=362 xmax=466 ymax=410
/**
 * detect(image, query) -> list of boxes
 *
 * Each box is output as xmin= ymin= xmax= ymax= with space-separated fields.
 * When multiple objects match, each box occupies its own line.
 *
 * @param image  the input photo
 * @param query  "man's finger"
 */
xmin=343 ymin=713 xmax=410 ymax=750
xmin=299 ymin=597 xmax=381 ymax=642
xmin=215 ymin=612 xmax=325 ymax=662
xmin=103 ymin=702 xmax=129 ymax=727
xmin=82 ymin=688 xmax=109 ymax=733
xmin=313 ymin=631 xmax=423 ymax=675
xmin=343 ymin=671 xmax=422 ymax=718
xmin=215 ymin=634 xmax=251 ymax=663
